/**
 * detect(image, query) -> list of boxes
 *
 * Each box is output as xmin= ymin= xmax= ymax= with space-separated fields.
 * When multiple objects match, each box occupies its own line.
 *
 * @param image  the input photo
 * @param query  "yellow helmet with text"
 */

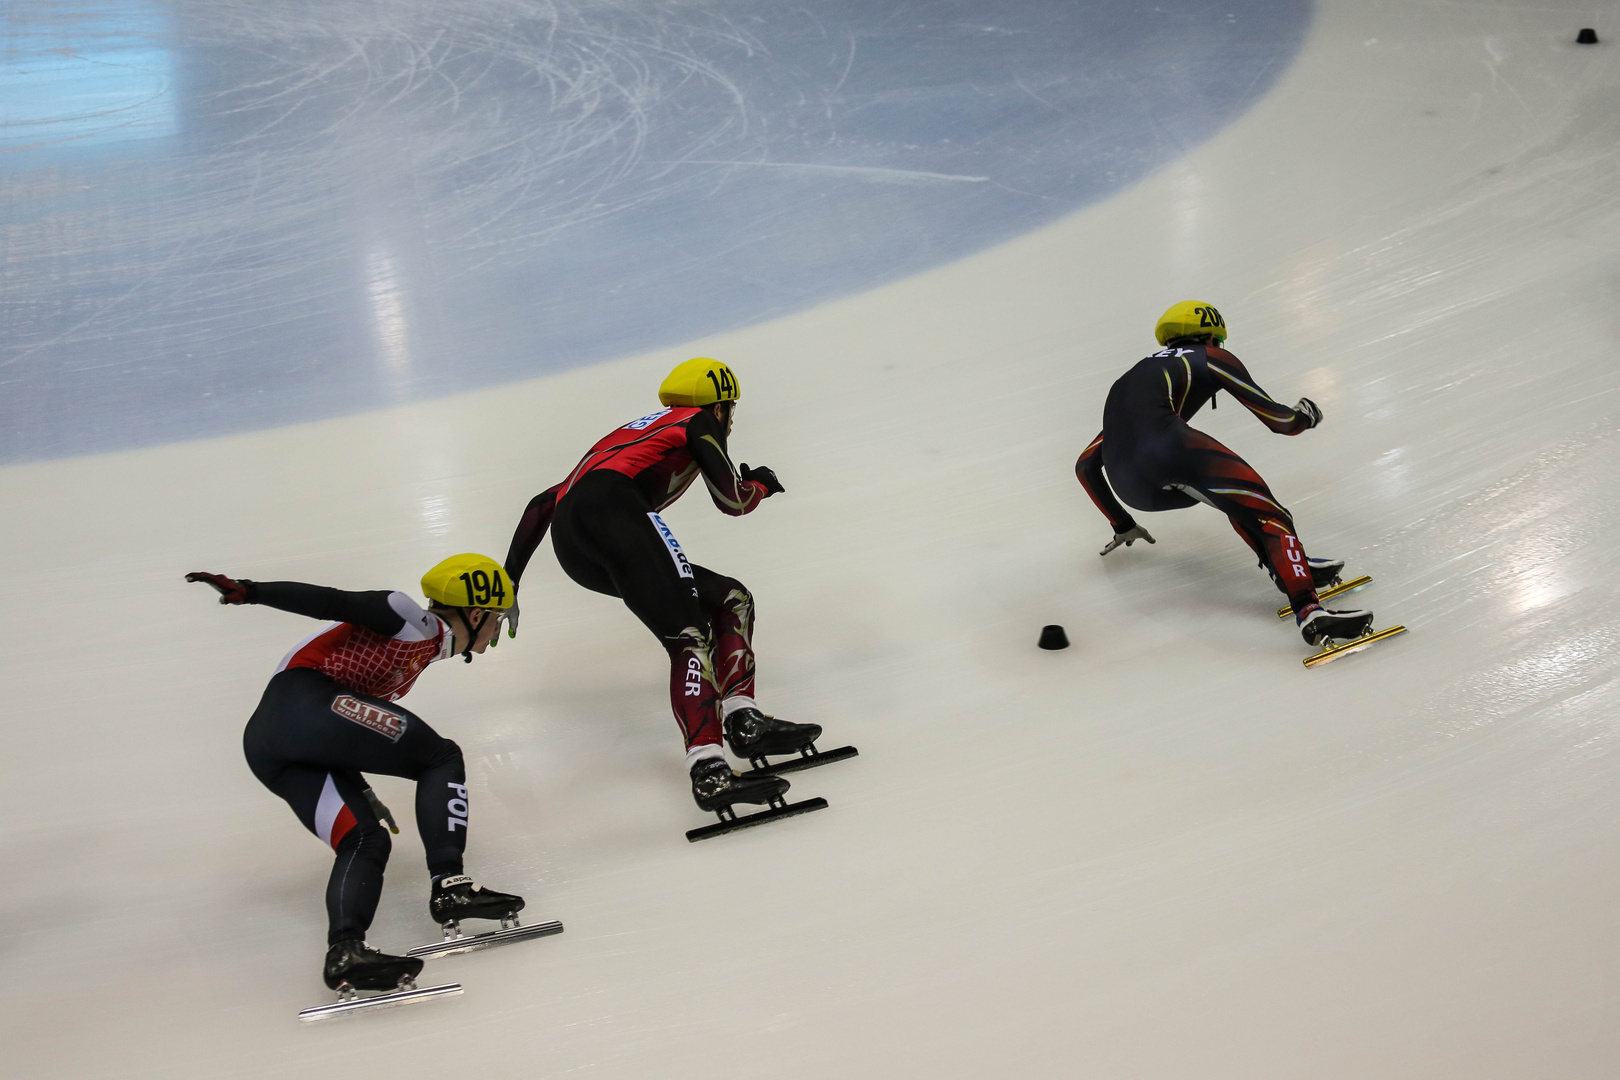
xmin=421 ymin=554 xmax=513 ymax=610
xmin=1154 ymin=301 xmax=1227 ymax=346
xmin=658 ymin=357 xmax=740 ymax=407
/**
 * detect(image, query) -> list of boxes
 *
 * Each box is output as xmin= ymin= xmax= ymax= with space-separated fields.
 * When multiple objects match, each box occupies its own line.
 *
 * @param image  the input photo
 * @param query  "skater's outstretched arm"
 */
xmin=504 ymin=482 xmax=563 ymax=589
xmin=1204 ymin=346 xmax=1319 ymax=435
xmin=687 ymin=409 xmax=771 ymax=516
xmin=185 ymin=573 xmax=418 ymax=637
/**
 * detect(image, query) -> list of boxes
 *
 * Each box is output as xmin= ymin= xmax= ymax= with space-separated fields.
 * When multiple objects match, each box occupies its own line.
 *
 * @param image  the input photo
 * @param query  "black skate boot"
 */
xmin=1269 ymin=557 xmax=1345 ymax=594
xmin=724 ymin=707 xmax=822 ymax=759
xmin=1299 ymin=606 xmax=1374 ymax=646
xmin=323 ymin=939 xmax=424 ymax=992
xmin=409 ymin=875 xmax=562 ymax=959
xmin=429 ymin=875 xmax=524 ymax=928
xmin=690 ymin=757 xmax=789 ymax=812
xmin=685 ymin=757 xmax=829 ymax=842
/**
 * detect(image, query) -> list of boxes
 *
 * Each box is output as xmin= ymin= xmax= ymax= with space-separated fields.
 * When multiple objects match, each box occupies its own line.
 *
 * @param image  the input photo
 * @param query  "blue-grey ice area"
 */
xmin=0 ymin=0 xmax=1310 ymax=461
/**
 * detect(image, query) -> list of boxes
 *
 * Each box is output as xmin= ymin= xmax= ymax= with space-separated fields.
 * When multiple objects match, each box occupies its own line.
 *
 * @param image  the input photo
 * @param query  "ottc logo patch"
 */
xmin=331 ymin=695 xmax=407 ymax=742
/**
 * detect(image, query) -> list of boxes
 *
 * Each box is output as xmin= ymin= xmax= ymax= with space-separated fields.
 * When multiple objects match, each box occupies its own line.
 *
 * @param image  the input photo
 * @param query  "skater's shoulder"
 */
xmin=385 ymin=591 xmax=443 ymax=643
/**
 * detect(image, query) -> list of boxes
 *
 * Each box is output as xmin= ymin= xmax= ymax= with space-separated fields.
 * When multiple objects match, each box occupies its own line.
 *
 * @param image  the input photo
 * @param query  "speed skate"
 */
xmin=298 ymin=978 xmax=464 ymax=1022
xmin=1302 ymin=623 xmax=1409 ymax=668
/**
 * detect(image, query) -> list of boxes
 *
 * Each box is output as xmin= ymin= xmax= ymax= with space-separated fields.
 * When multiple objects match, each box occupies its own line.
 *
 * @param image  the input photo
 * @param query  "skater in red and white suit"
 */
xmin=187 ymin=555 xmax=525 ymax=996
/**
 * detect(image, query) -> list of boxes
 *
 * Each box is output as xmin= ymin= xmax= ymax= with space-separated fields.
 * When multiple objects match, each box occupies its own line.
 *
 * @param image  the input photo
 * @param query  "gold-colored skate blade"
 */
xmin=1277 ymin=575 xmax=1372 ymax=618
xmin=1303 ymin=624 xmax=1408 ymax=668
xmin=297 ymin=981 xmax=463 ymax=1022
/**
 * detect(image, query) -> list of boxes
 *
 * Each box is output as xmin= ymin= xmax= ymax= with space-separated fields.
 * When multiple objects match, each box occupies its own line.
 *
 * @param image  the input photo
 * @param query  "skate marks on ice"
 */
xmin=0 ymin=0 xmax=1311 ymax=462
xmin=297 ymin=979 xmax=463 ymax=1023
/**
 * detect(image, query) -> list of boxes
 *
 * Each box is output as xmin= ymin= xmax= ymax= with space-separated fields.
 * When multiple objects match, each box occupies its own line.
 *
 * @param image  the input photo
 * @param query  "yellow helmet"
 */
xmin=1154 ymin=301 xmax=1227 ymax=345
xmin=658 ymin=357 xmax=740 ymax=407
xmin=421 ymin=554 xmax=513 ymax=610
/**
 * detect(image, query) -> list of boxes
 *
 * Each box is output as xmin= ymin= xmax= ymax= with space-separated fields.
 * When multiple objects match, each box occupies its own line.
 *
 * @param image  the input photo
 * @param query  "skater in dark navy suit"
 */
xmin=187 ymin=554 xmax=525 ymax=996
xmin=1075 ymin=301 xmax=1374 ymax=646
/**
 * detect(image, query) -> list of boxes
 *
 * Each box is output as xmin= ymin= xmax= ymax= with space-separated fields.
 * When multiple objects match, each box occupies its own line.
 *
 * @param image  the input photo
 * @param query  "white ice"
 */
xmin=4 ymin=1 xmax=1620 ymax=1077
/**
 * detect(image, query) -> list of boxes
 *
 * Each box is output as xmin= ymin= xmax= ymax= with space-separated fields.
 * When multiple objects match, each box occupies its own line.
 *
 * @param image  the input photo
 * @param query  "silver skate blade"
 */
xmin=297 ymin=981 xmax=462 ymax=1022
xmin=407 ymin=919 xmax=564 ymax=959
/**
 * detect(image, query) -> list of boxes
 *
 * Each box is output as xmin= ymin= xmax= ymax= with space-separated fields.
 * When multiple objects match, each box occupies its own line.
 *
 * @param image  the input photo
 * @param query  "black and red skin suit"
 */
xmin=1076 ymin=341 xmax=1324 ymax=617
xmin=504 ymin=404 xmax=774 ymax=763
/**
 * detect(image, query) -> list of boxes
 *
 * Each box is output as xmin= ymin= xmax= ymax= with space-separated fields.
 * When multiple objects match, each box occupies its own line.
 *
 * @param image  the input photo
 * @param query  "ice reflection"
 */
xmin=0 ymin=3 xmax=174 ymax=151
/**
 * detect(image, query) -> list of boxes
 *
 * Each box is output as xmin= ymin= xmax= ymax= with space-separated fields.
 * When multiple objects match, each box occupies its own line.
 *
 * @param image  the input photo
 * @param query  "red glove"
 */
xmin=185 ymin=571 xmax=252 ymax=604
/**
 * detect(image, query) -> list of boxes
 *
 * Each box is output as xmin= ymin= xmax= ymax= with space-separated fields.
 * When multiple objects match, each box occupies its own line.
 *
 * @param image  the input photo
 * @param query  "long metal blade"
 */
xmin=1303 ymin=624 xmax=1408 ymax=668
xmin=739 ymin=744 xmax=858 ymax=779
xmin=407 ymin=920 xmax=564 ymax=959
xmin=297 ymin=982 xmax=463 ymax=1022
xmin=686 ymin=796 xmax=829 ymax=842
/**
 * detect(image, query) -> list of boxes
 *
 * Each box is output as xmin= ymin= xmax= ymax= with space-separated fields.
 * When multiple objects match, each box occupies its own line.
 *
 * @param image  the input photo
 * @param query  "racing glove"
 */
xmin=739 ymin=463 xmax=785 ymax=495
xmin=1294 ymin=397 xmax=1322 ymax=428
xmin=185 ymin=571 xmax=254 ymax=604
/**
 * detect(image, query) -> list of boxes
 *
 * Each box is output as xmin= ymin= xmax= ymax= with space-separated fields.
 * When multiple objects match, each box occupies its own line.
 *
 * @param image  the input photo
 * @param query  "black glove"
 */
xmin=1294 ymin=397 xmax=1322 ymax=428
xmin=185 ymin=571 xmax=254 ymax=604
xmin=739 ymin=463 xmax=785 ymax=495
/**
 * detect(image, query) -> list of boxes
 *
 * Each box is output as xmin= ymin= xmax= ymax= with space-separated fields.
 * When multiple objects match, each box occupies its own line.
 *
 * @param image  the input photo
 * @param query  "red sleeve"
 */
xmin=1076 ymin=431 xmax=1136 ymax=532
xmin=1205 ymin=347 xmax=1311 ymax=435
xmin=504 ymin=482 xmax=563 ymax=588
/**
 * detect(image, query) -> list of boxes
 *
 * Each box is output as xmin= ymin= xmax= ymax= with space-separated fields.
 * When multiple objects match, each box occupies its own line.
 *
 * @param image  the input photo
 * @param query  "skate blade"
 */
xmin=1303 ymin=624 xmax=1408 ymax=668
xmin=407 ymin=919 xmax=564 ymax=959
xmin=297 ymin=981 xmax=462 ymax=1022
xmin=686 ymin=796 xmax=829 ymax=843
xmin=1277 ymin=575 xmax=1372 ymax=619
xmin=739 ymin=744 xmax=858 ymax=779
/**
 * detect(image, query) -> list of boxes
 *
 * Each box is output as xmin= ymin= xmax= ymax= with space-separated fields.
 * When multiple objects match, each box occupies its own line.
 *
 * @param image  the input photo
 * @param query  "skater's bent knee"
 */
xmin=424 ymin=738 xmax=464 ymax=771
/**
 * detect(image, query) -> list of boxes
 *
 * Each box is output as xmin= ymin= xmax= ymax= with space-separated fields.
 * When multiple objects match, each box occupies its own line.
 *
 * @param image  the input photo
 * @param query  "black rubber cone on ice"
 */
xmin=1038 ymin=625 xmax=1069 ymax=650
xmin=1577 ymin=28 xmax=1599 ymax=44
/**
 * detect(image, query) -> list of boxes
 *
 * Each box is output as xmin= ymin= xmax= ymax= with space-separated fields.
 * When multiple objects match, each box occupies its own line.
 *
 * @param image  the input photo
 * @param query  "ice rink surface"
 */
xmin=4 ymin=1 xmax=1620 ymax=1076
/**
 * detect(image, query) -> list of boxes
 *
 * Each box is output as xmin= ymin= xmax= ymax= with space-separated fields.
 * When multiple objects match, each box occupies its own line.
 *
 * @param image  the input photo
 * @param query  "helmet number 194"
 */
xmin=457 ymin=569 xmax=506 ymax=607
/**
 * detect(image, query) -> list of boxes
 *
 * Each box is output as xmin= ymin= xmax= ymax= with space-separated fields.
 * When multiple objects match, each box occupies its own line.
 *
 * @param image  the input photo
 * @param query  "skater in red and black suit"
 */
xmin=1075 ymin=301 xmax=1374 ymax=646
xmin=186 ymin=555 xmax=526 ymax=997
xmin=503 ymin=357 xmax=821 ymax=813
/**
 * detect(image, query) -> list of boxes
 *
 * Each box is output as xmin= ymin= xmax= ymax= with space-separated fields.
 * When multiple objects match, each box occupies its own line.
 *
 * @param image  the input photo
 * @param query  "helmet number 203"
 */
xmin=457 ymin=569 xmax=506 ymax=607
